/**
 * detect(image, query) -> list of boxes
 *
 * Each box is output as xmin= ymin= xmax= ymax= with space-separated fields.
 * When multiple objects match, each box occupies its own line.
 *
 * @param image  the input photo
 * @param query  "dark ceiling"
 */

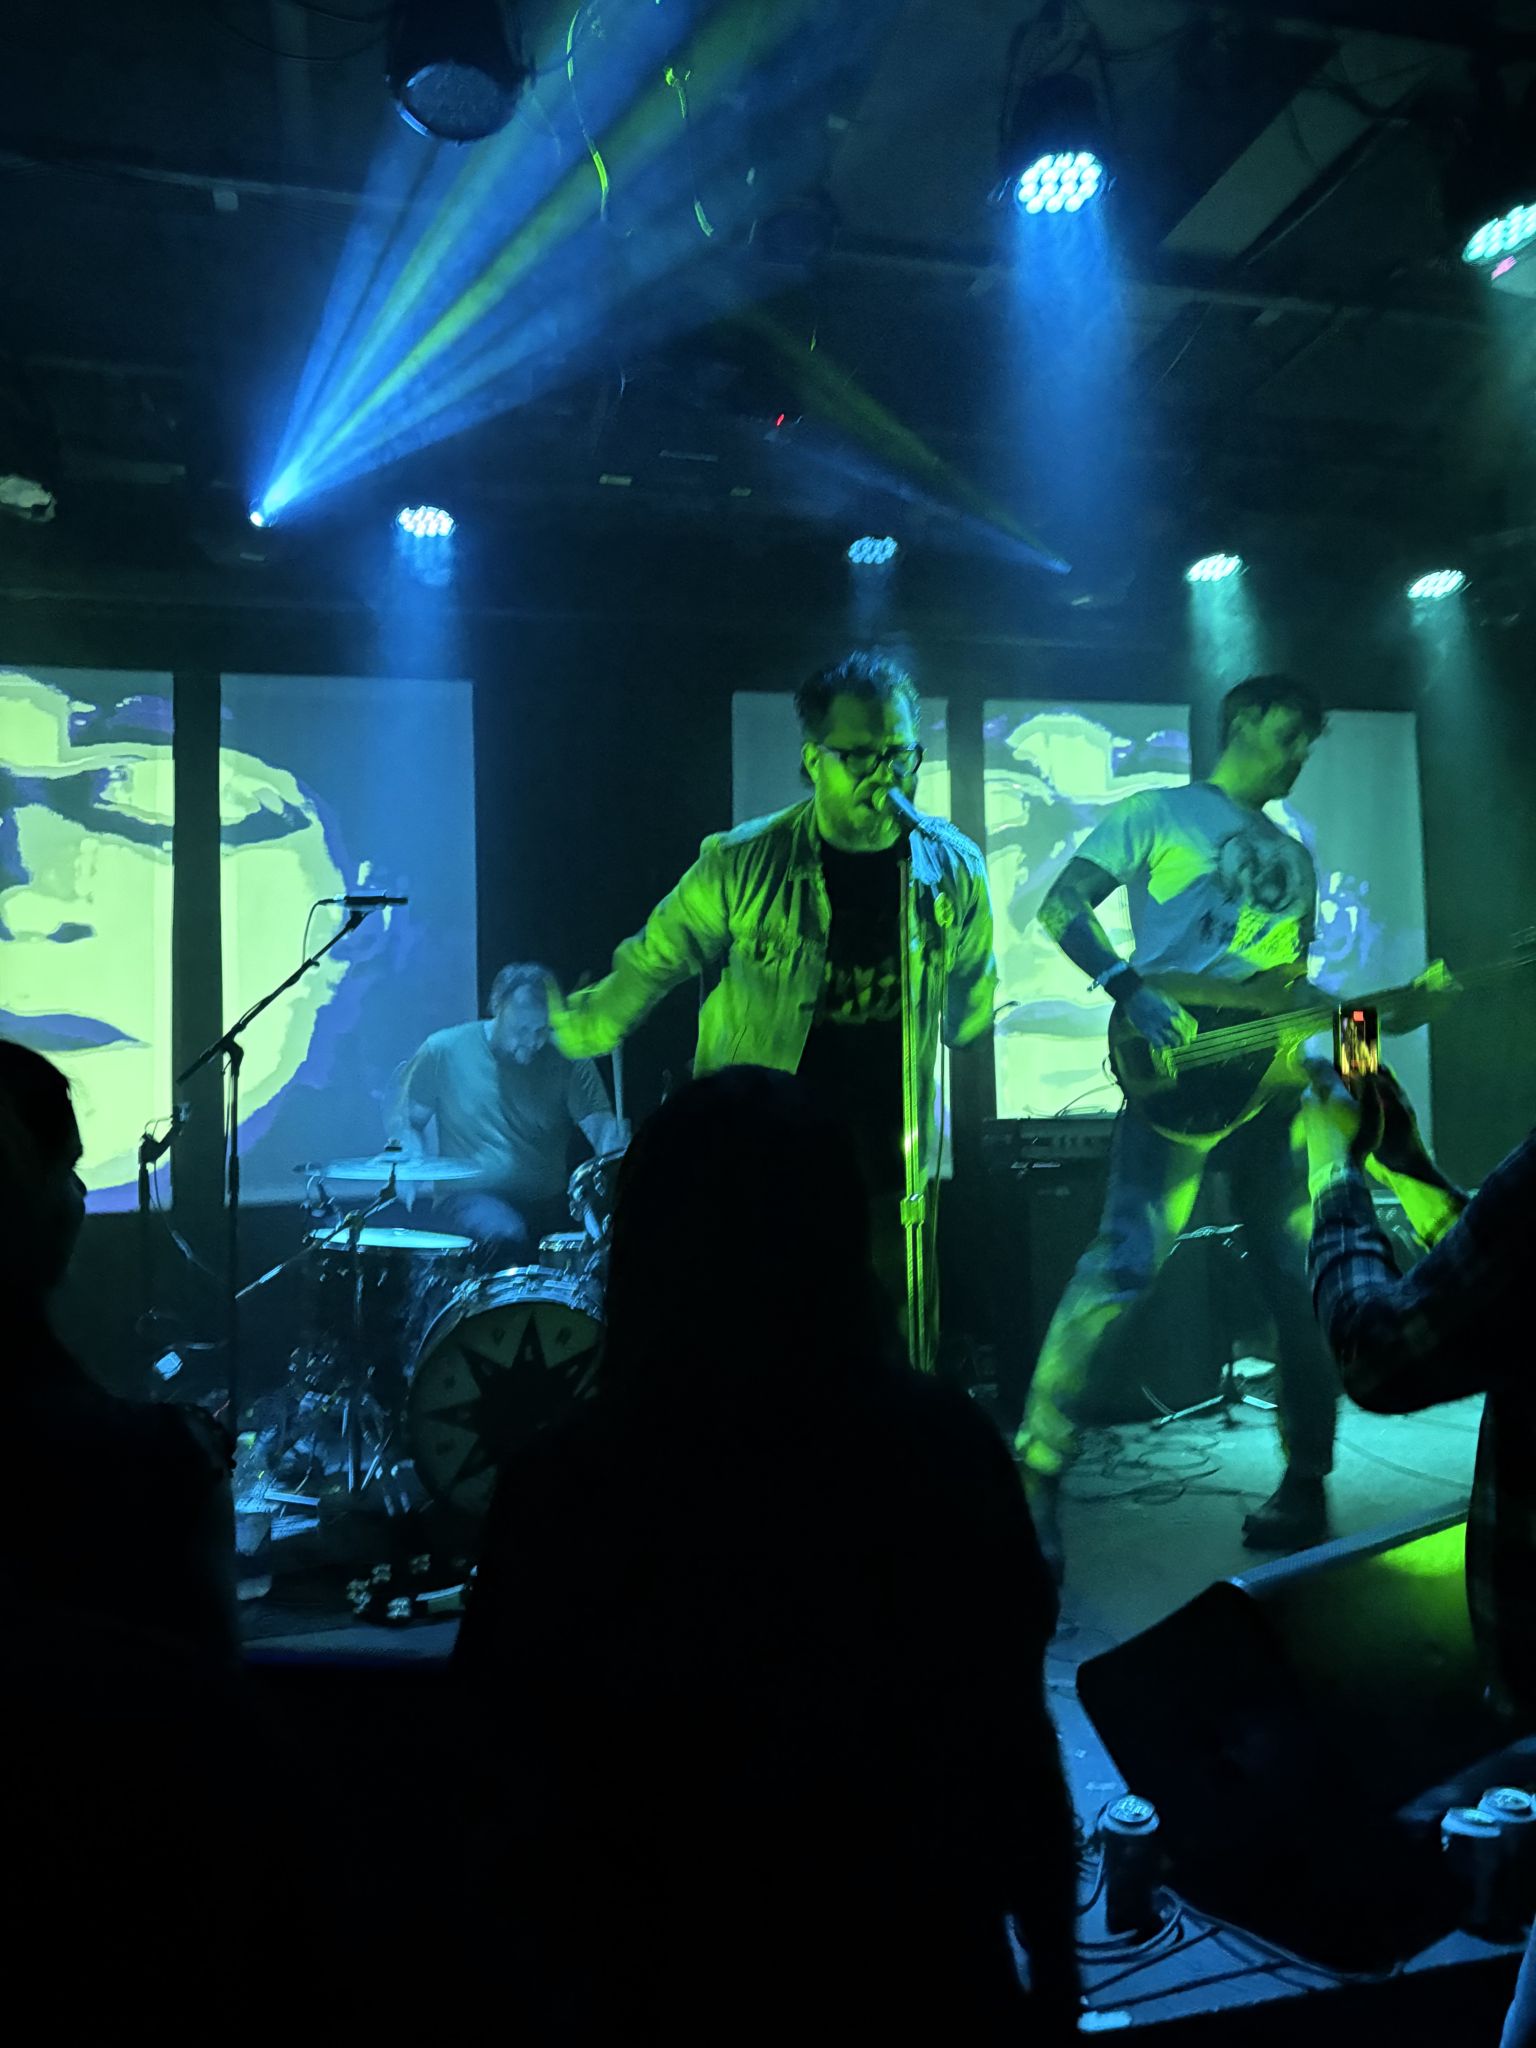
xmin=3 ymin=0 xmax=1535 ymax=615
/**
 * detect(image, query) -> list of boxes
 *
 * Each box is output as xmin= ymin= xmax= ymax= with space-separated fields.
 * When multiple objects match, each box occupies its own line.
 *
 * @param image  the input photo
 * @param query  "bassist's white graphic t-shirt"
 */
xmin=1076 ymin=782 xmax=1317 ymax=980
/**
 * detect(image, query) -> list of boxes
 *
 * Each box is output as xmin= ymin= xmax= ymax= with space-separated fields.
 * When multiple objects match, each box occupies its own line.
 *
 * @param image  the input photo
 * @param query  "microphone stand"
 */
xmin=178 ymin=908 xmax=371 ymax=1433
xmin=887 ymin=787 xmax=943 ymax=1375
xmin=136 ymin=1106 xmax=188 ymax=1372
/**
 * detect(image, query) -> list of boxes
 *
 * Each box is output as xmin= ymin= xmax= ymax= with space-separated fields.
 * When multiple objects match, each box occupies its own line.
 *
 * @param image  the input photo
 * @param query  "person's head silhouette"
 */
xmin=601 ymin=1066 xmax=893 ymax=1399
xmin=0 ymin=1039 xmax=86 ymax=1312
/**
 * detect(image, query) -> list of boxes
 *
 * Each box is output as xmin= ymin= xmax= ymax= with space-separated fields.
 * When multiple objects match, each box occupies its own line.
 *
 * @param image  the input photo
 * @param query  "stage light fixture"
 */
xmin=1407 ymin=569 xmax=1466 ymax=602
xmin=387 ymin=0 xmax=532 ymax=143
xmin=1463 ymin=202 xmax=1536 ymax=269
xmin=0 ymin=370 xmax=60 ymax=524
xmin=191 ymin=483 xmax=276 ymax=568
xmin=397 ymin=503 xmax=457 ymax=539
xmin=999 ymin=70 xmax=1109 ymax=214
xmin=848 ymin=535 xmax=899 ymax=566
xmin=1016 ymin=151 xmax=1105 ymax=216
xmin=1185 ymin=553 xmax=1244 ymax=585
xmin=1445 ymin=82 xmax=1536 ymax=283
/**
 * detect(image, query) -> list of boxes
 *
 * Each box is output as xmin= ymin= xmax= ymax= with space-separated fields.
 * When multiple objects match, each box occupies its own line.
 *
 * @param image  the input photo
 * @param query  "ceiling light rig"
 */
xmin=848 ymin=535 xmax=899 ymax=567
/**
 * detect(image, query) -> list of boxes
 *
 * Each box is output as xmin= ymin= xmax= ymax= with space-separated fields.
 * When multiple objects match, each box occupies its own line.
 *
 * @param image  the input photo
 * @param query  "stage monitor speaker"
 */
xmin=1077 ymin=1510 xmax=1512 ymax=1968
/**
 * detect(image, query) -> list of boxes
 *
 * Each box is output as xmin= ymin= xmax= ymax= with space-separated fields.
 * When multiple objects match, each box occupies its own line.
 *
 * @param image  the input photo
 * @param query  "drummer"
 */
xmin=386 ymin=963 xmax=626 ymax=1269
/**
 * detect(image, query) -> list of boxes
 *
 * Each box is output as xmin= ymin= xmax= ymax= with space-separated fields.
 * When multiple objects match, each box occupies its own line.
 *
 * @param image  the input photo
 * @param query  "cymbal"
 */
xmin=302 ymin=1153 xmax=485 ymax=1185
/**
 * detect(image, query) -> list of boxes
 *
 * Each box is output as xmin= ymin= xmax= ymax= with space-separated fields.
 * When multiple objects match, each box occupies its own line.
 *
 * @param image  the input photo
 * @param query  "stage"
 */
xmin=238 ymin=1373 xmax=1524 ymax=2039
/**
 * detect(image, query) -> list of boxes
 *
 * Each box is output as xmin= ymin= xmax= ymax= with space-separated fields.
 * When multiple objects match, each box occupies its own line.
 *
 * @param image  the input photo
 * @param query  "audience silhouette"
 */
xmin=457 ymin=1066 xmax=1079 ymax=2039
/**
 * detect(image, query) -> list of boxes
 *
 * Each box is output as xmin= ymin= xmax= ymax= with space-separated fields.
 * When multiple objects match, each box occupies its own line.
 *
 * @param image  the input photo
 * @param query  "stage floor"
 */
xmin=1036 ymin=1381 xmax=1519 ymax=2036
xmin=244 ymin=1377 xmax=1524 ymax=2038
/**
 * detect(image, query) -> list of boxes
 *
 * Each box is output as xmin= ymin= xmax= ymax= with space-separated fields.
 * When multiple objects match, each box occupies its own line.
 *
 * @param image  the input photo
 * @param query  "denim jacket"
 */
xmin=562 ymin=800 xmax=997 ymax=1171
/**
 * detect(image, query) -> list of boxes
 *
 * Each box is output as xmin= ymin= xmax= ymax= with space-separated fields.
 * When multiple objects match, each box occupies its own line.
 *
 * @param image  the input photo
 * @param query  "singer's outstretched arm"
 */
xmin=550 ymin=841 xmax=732 ymax=1060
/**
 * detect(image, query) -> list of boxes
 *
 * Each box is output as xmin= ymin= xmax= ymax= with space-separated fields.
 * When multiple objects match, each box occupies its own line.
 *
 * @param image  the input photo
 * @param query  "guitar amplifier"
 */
xmin=983 ymin=1114 xmax=1226 ymax=1429
xmin=984 ymin=1123 xmax=1112 ymax=1424
xmin=982 ymin=1116 xmax=1118 ymax=1168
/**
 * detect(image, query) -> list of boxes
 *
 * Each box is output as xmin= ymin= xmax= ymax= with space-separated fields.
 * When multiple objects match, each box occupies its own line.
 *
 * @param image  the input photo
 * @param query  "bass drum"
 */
xmin=407 ymin=1267 xmax=605 ymax=1520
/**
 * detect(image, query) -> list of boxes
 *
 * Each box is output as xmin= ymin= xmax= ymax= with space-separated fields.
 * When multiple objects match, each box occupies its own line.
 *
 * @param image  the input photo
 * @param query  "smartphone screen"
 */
xmin=1334 ymin=1005 xmax=1381 ymax=1085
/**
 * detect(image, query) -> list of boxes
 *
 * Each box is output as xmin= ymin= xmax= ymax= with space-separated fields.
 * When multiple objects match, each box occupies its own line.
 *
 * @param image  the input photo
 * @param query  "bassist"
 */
xmin=1015 ymin=676 xmax=1340 ymax=1577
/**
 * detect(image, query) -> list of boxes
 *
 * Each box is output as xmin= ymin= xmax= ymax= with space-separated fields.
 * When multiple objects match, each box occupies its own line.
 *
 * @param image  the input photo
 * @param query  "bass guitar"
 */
xmin=1106 ymin=931 xmax=1536 ymax=1143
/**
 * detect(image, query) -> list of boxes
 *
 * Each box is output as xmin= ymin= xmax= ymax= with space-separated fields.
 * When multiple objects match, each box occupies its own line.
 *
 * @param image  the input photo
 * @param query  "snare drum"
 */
xmin=408 ymin=1267 xmax=605 ymax=1519
xmin=299 ymin=1226 xmax=474 ymax=1395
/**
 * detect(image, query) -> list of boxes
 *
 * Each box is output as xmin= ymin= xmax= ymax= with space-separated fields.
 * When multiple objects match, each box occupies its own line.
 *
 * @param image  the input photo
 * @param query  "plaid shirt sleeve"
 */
xmin=1307 ymin=1132 xmax=1536 ymax=1414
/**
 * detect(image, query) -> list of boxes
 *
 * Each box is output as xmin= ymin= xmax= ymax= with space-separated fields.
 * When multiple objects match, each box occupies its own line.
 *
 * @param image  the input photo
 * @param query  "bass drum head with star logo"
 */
xmin=407 ymin=1268 xmax=605 ymax=1520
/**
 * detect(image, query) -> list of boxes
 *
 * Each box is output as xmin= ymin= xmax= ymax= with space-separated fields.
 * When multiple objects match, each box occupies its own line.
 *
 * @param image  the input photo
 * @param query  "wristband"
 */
xmin=1096 ymin=963 xmax=1142 ymax=1002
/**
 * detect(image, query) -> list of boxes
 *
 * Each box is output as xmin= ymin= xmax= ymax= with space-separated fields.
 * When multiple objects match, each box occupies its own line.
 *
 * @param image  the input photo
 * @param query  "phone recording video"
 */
xmin=1333 ymin=1005 xmax=1381 ymax=1089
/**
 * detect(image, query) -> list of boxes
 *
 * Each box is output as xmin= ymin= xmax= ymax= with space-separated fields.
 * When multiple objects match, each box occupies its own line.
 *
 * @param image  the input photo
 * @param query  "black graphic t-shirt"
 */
xmin=797 ymin=840 xmax=906 ymax=1193
xmin=1075 ymin=781 xmax=1318 ymax=981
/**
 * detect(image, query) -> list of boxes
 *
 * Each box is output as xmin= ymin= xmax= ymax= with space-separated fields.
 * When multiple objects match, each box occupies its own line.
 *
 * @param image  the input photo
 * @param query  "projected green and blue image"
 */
xmin=1 ymin=667 xmax=479 ymax=1207
xmin=1 ymin=668 xmax=347 ymax=1204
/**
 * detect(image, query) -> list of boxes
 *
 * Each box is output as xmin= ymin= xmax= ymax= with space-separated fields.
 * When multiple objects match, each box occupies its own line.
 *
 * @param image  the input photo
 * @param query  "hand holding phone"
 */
xmin=1333 ymin=1005 xmax=1380 ymax=1092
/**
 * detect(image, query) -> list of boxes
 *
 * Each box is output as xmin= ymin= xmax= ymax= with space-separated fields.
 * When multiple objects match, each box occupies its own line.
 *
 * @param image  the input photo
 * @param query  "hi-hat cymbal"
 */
xmin=302 ymin=1153 xmax=485 ymax=1185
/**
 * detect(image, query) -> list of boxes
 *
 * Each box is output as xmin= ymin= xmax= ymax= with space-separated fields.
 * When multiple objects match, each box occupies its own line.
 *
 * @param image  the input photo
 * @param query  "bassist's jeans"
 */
xmin=1016 ymin=1102 xmax=1339 ymax=1480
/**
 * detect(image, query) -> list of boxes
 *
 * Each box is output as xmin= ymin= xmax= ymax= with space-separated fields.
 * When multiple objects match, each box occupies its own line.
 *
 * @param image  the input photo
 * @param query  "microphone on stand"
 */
xmin=322 ymin=894 xmax=409 ymax=909
xmin=880 ymin=787 xmax=936 ymax=837
xmin=138 ymin=1102 xmax=190 ymax=1168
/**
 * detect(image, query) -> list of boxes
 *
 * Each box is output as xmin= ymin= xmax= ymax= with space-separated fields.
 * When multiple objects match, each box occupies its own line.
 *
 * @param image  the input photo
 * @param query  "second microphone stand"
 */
xmin=178 ymin=906 xmax=373 ymax=1434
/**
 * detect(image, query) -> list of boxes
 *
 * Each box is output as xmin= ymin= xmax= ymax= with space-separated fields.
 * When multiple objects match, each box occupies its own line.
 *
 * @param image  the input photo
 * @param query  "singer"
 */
xmin=549 ymin=651 xmax=996 ymax=1352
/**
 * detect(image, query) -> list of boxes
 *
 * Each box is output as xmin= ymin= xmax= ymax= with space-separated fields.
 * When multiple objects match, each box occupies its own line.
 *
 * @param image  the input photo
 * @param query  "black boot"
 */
xmin=1242 ymin=1471 xmax=1329 ymax=1552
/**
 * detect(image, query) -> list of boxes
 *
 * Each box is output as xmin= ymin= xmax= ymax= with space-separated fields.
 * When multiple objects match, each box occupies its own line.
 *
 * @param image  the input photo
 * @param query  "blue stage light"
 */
xmin=1462 ymin=203 xmax=1536 ymax=269
xmin=848 ymin=535 xmax=899 ymax=566
xmin=248 ymin=506 xmax=268 ymax=529
xmin=1015 ymin=151 xmax=1105 ymax=216
xmin=1185 ymin=553 xmax=1244 ymax=585
xmin=1407 ymin=568 xmax=1466 ymax=602
xmin=396 ymin=503 xmax=456 ymax=540
xmin=388 ymin=0 xmax=531 ymax=143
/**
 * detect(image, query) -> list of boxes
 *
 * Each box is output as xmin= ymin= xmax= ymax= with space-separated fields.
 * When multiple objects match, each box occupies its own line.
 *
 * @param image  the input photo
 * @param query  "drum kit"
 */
xmin=264 ymin=1145 xmax=624 ymax=1530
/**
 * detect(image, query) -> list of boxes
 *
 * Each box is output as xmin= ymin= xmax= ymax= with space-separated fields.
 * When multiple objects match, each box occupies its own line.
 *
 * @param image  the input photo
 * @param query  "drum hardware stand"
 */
xmin=178 ymin=904 xmax=380 ymax=1432
xmin=318 ymin=1176 xmax=418 ymax=1511
xmin=227 ymin=1181 xmax=403 ymax=1517
xmin=1147 ymin=1223 xmax=1276 ymax=1433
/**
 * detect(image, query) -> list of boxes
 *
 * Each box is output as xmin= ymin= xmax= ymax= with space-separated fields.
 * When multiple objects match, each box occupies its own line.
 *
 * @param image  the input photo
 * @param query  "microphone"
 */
xmin=323 ymin=894 xmax=409 ymax=909
xmin=138 ymin=1103 xmax=190 ymax=1167
xmin=880 ymin=788 xmax=935 ymax=836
